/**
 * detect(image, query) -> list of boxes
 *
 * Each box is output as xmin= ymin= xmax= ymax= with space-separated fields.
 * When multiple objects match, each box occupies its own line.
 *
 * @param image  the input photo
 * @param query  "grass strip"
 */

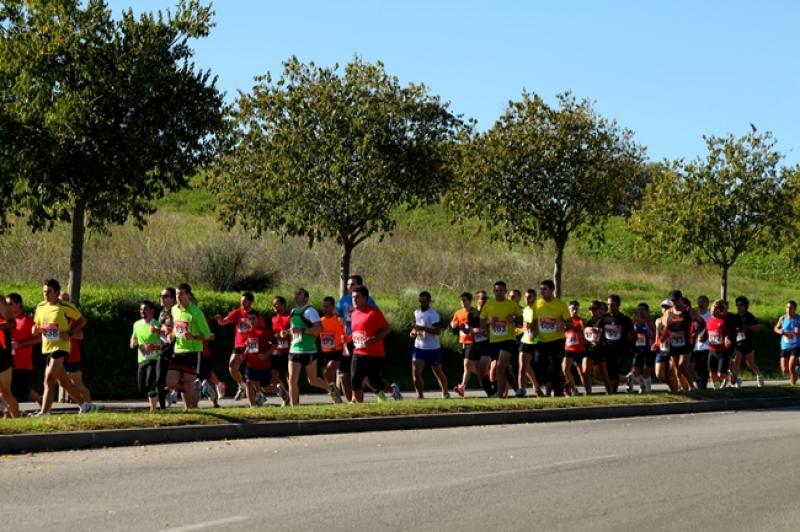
xmin=2 ymin=387 xmax=799 ymax=435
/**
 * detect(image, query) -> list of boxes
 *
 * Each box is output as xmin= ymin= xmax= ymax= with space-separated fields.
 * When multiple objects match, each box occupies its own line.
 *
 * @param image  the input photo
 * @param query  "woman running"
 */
xmin=773 ymin=300 xmax=799 ymax=385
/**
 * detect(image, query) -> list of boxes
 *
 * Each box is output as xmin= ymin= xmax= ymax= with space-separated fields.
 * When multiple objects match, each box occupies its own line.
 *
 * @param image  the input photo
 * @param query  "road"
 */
xmin=2 ymin=408 xmax=799 ymax=531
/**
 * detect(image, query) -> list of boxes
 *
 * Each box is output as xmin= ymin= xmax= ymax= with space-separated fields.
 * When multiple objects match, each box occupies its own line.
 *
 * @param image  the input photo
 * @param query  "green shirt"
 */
xmin=132 ymin=319 xmax=162 ymax=363
xmin=171 ymin=302 xmax=211 ymax=354
xmin=289 ymin=305 xmax=319 ymax=354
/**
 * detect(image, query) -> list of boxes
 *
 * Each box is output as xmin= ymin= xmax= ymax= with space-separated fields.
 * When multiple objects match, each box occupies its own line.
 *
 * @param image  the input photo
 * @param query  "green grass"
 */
xmin=3 ymin=388 xmax=799 ymax=435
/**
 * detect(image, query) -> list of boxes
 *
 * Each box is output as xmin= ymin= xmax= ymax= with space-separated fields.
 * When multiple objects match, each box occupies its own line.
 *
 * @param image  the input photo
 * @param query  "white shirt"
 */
xmin=414 ymin=308 xmax=441 ymax=350
xmin=695 ymin=311 xmax=711 ymax=351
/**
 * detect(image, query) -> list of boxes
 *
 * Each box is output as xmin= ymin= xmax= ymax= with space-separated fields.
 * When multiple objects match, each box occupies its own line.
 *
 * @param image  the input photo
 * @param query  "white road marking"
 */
xmin=159 ymin=516 xmax=248 ymax=532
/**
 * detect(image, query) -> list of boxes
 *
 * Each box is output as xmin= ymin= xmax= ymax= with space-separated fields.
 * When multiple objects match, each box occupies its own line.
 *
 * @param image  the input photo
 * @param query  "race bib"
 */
xmin=246 ymin=337 xmax=259 ymax=354
xmin=565 ymin=330 xmax=580 ymax=346
xmin=783 ymin=333 xmax=796 ymax=343
xmin=660 ymin=342 xmax=670 ymax=354
xmin=604 ymin=325 xmax=622 ymax=342
xmin=42 ymin=323 xmax=60 ymax=342
xmin=538 ymin=317 xmax=557 ymax=333
xmin=237 ymin=319 xmax=252 ymax=333
xmin=320 ymin=333 xmax=336 ymax=351
xmin=276 ymin=336 xmax=289 ymax=349
xmin=474 ymin=330 xmax=488 ymax=343
xmin=174 ymin=321 xmax=189 ymax=340
xmin=491 ymin=320 xmax=508 ymax=337
xmin=669 ymin=332 xmax=686 ymax=347
xmin=635 ymin=333 xmax=647 ymax=347
xmin=736 ymin=332 xmax=747 ymax=342
xmin=583 ymin=327 xmax=597 ymax=343
xmin=352 ymin=331 xmax=367 ymax=349
xmin=291 ymin=330 xmax=303 ymax=344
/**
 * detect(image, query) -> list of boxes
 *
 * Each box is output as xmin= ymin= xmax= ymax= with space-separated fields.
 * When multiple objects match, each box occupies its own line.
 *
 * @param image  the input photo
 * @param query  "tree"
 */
xmin=629 ymin=128 xmax=793 ymax=301
xmin=207 ymin=56 xmax=464 ymax=296
xmin=450 ymin=92 xmax=645 ymax=297
xmin=0 ymin=0 xmax=223 ymax=304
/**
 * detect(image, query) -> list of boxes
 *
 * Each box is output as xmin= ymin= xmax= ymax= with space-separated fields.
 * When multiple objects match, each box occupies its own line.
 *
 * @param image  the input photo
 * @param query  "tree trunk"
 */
xmin=553 ymin=238 xmax=566 ymax=299
xmin=720 ymin=263 xmax=729 ymax=302
xmin=68 ymin=199 xmax=86 ymax=307
xmin=339 ymin=242 xmax=353 ymax=298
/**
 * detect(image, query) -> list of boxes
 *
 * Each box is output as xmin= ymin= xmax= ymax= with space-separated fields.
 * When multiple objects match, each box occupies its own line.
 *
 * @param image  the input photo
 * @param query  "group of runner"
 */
xmin=0 ymin=275 xmax=793 ymax=417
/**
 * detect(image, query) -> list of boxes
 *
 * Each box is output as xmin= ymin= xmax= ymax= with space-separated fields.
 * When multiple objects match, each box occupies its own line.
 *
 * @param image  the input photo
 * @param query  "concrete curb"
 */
xmin=2 ymin=396 xmax=799 ymax=454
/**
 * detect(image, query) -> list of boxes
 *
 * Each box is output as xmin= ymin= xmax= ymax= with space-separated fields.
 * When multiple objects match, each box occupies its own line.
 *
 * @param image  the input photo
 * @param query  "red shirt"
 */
xmin=9 ymin=315 xmax=36 ymax=371
xmin=244 ymin=328 xmax=272 ymax=369
xmin=706 ymin=316 xmax=727 ymax=352
xmin=225 ymin=308 xmax=266 ymax=349
xmin=271 ymin=313 xmax=291 ymax=354
xmin=67 ymin=338 xmax=81 ymax=364
xmin=565 ymin=316 xmax=586 ymax=353
xmin=350 ymin=306 xmax=388 ymax=357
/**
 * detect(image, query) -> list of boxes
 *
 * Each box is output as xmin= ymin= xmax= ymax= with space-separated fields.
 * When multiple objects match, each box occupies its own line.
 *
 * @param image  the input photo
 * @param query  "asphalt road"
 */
xmin=2 ymin=408 xmax=799 ymax=532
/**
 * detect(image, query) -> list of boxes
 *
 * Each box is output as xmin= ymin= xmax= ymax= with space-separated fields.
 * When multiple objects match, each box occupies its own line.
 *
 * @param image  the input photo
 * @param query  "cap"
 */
xmin=660 ymin=299 xmax=673 ymax=308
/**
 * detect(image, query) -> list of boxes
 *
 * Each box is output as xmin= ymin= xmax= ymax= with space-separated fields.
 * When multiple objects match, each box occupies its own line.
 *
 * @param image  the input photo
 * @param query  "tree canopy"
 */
xmin=207 ymin=56 xmax=464 ymax=295
xmin=0 ymin=0 xmax=224 ymax=304
xmin=450 ymin=91 xmax=646 ymax=297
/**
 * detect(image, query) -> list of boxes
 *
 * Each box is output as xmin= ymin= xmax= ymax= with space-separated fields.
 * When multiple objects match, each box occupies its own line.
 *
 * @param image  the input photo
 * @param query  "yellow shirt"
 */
xmin=479 ymin=299 xmax=521 ymax=343
xmin=534 ymin=298 xmax=570 ymax=343
xmin=521 ymin=305 xmax=537 ymax=345
xmin=33 ymin=300 xmax=82 ymax=354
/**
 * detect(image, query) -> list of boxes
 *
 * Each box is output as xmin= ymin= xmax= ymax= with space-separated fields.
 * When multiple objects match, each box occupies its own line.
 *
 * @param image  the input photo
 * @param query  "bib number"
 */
xmin=565 ymin=330 xmax=579 ymax=346
xmin=474 ymin=330 xmax=488 ymax=343
xmin=491 ymin=320 xmax=508 ymax=337
xmin=604 ymin=325 xmax=622 ymax=342
xmin=539 ymin=317 xmax=556 ymax=333
xmin=709 ymin=333 xmax=723 ymax=346
xmin=320 ymin=333 xmax=336 ymax=351
xmin=352 ymin=331 xmax=367 ymax=349
xmin=237 ymin=319 xmax=252 ymax=333
xmin=736 ymin=332 xmax=747 ymax=342
xmin=246 ymin=337 xmax=259 ymax=354
xmin=174 ymin=321 xmax=189 ymax=340
xmin=42 ymin=323 xmax=60 ymax=342
xmin=635 ymin=333 xmax=647 ymax=347
xmin=291 ymin=330 xmax=303 ymax=344
xmin=669 ymin=332 xmax=686 ymax=348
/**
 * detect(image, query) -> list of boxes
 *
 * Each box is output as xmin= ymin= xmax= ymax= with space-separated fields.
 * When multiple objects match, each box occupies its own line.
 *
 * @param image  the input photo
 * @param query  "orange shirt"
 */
xmin=319 ymin=315 xmax=346 ymax=353
xmin=450 ymin=308 xmax=475 ymax=345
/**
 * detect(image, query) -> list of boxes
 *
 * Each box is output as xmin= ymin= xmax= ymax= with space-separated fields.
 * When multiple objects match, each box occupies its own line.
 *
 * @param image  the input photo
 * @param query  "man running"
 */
xmin=601 ymin=294 xmax=633 ymax=394
xmin=480 ymin=281 xmax=522 ymax=398
xmin=627 ymin=303 xmax=655 ymax=393
xmin=534 ymin=280 xmax=571 ymax=397
xmin=349 ymin=285 xmax=401 ymax=403
xmin=663 ymin=290 xmax=705 ymax=391
xmin=242 ymin=309 xmax=277 ymax=406
xmin=270 ymin=296 xmax=291 ymax=402
xmin=32 ymin=279 xmax=94 ymax=415
xmin=130 ymin=300 xmax=163 ymax=412
xmin=336 ymin=275 xmax=378 ymax=401
xmin=168 ymin=283 xmax=210 ymax=409
xmin=451 ymin=292 xmax=481 ymax=397
xmin=287 ymin=288 xmax=341 ymax=406
xmin=213 ymin=292 xmax=264 ymax=401
xmin=731 ymin=296 xmax=764 ymax=388
xmin=5 ymin=293 xmax=42 ymax=406
xmin=58 ymin=292 xmax=92 ymax=406
xmin=692 ymin=295 xmax=711 ymax=390
xmin=157 ymin=287 xmax=177 ymax=408
xmin=564 ymin=300 xmax=586 ymax=396
xmin=774 ymin=300 xmax=800 ymax=385
xmin=320 ymin=296 xmax=346 ymax=392
xmin=411 ymin=291 xmax=449 ymax=399
xmin=584 ymin=300 xmax=613 ymax=394
xmin=519 ymin=289 xmax=542 ymax=397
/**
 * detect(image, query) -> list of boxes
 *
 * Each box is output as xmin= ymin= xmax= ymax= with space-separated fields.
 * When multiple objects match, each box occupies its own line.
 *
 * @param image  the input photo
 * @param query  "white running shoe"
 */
xmin=390 ymin=383 xmax=403 ymax=401
xmin=756 ymin=374 xmax=765 ymax=388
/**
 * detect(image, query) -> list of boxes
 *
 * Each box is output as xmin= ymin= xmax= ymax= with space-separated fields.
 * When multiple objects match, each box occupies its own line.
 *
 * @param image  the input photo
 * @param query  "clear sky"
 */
xmin=108 ymin=0 xmax=800 ymax=165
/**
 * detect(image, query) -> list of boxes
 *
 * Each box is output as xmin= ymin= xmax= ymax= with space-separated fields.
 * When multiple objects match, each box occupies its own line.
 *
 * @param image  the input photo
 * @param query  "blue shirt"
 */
xmin=336 ymin=294 xmax=378 ymax=336
xmin=780 ymin=315 xmax=800 ymax=350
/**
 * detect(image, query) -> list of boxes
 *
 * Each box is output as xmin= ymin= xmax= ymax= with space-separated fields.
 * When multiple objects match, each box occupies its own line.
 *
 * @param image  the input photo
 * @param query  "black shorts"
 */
xmin=65 ymin=362 xmax=82 ymax=373
xmin=708 ymin=349 xmax=731 ymax=374
xmin=350 ymin=355 xmax=385 ymax=392
xmin=46 ymin=350 xmax=68 ymax=360
xmin=633 ymin=349 xmax=655 ymax=370
xmin=781 ymin=348 xmax=799 ymax=359
xmin=169 ymin=352 xmax=199 ymax=375
xmin=461 ymin=344 xmax=480 ymax=362
xmin=736 ymin=342 xmax=754 ymax=355
xmin=473 ymin=341 xmax=491 ymax=359
xmin=270 ymin=354 xmax=288 ymax=374
xmin=669 ymin=345 xmax=692 ymax=357
xmin=11 ymin=369 xmax=34 ymax=402
xmin=137 ymin=360 xmax=159 ymax=397
xmin=232 ymin=346 xmax=246 ymax=362
xmin=565 ymin=350 xmax=584 ymax=361
xmin=322 ymin=350 xmax=343 ymax=363
xmin=587 ymin=350 xmax=606 ymax=364
xmin=198 ymin=355 xmax=213 ymax=379
xmin=490 ymin=340 xmax=518 ymax=359
xmin=245 ymin=366 xmax=271 ymax=386
xmin=520 ymin=343 xmax=537 ymax=356
xmin=288 ymin=351 xmax=317 ymax=366
xmin=337 ymin=352 xmax=352 ymax=374
xmin=0 ymin=354 xmax=11 ymax=373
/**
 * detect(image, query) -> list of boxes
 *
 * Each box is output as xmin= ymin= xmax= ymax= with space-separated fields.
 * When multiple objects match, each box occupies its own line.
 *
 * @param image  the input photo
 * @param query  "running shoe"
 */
xmin=390 ymin=383 xmax=403 ymax=401
xmin=454 ymin=383 xmax=465 ymax=397
xmin=217 ymin=382 xmax=227 ymax=399
xmin=571 ymin=385 xmax=580 ymax=396
xmin=376 ymin=389 xmax=387 ymax=402
xmin=645 ymin=378 xmax=652 ymax=393
xmin=200 ymin=380 xmax=211 ymax=398
xmin=168 ymin=390 xmax=179 ymax=405
xmin=534 ymin=387 xmax=545 ymax=398
xmin=255 ymin=392 xmax=266 ymax=406
xmin=79 ymin=403 xmax=99 ymax=414
xmin=193 ymin=379 xmax=202 ymax=393
xmin=514 ymin=387 xmax=527 ymax=398
xmin=276 ymin=383 xmax=289 ymax=407
xmin=234 ymin=385 xmax=245 ymax=401
xmin=713 ymin=381 xmax=721 ymax=390
xmin=756 ymin=374 xmax=765 ymax=388
xmin=329 ymin=385 xmax=343 ymax=404
xmin=442 ymin=391 xmax=451 ymax=399
xmin=735 ymin=379 xmax=742 ymax=389
xmin=625 ymin=372 xmax=634 ymax=393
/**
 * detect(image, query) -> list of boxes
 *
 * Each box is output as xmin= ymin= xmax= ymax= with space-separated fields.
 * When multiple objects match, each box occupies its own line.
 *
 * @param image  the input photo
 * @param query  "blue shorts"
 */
xmin=412 ymin=348 xmax=443 ymax=365
xmin=245 ymin=366 xmax=271 ymax=386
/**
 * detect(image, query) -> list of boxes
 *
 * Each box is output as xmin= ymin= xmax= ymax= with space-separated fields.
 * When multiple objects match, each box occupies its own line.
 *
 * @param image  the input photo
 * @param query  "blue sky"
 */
xmin=109 ymin=0 xmax=800 ymax=165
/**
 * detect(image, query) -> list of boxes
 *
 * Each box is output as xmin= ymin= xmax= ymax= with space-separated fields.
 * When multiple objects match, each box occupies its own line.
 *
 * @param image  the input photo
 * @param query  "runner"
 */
xmin=584 ymin=300 xmax=613 ymax=394
xmin=157 ymin=287 xmax=177 ymax=408
xmin=663 ymin=290 xmax=704 ymax=391
xmin=533 ymin=280 xmax=571 ymax=397
xmin=130 ymin=301 xmax=162 ymax=412
xmin=627 ymin=303 xmax=655 ymax=393
xmin=692 ymin=295 xmax=711 ymax=390
xmin=480 ymin=281 xmax=522 ymax=398
xmin=4 ymin=294 xmax=42 ymax=406
xmin=410 ymin=291 xmax=449 ymax=399
xmin=335 ymin=275 xmax=379 ymax=402
xmin=168 ymin=283 xmax=210 ymax=409
xmin=319 ymin=296 xmax=346 ymax=391
xmin=198 ymin=333 xmax=220 ymax=408
xmin=349 ymin=285 xmax=401 ymax=403
xmin=773 ymin=300 xmax=800 ymax=385
xmin=58 ymin=292 xmax=92 ymax=406
xmin=242 ymin=309 xmax=278 ymax=407
xmin=706 ymin=299 xmax=733 ymax=389
xmin=565 ymin=300 xmax=588 ymax=395
xmin=471 ymin=290 xmax=495 ymax=397
xmin=730 ymin=296 xmax=764 ymax=388
xmin=268 ymin=296 xmax=291 ymax=405
xmin=32 ymin=279 xmax=94 ymax=415
xmin=213 ymin=292 xmax=264 ymax=401
xmin=287 ymin=288 xmax=341 ymax=406
xmin=519 ymin=289 xmax=543 ymax=397
xmin=450 ymin=292 xmax=481 ymax=397
xmin=0 ymin=301 xmax=20 ymax=418
xmin=601 ymin=294 xmax=633 ymax=394
xmin=652 ymin=300 xmax=677 ymax=392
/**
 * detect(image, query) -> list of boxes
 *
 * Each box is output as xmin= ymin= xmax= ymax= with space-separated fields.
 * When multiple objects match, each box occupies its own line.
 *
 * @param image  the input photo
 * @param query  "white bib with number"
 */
xmin=246 ymin=337 xmax=259 ymax=354
xmin=491 ymin=320 xmax=508 ymax=337
xmin=669 ymin=332 xmax=686 ymax=348
xmin=320 ymin=333 xmax=336 ymax=351
xmin=538 ymin=317 xmax=557 ymax=333
xmin=42 ymin=323 xmax=60 ymax=342
xmin=604 ymin=325 xmax=622 ymax=342
xmin=352 ymin=332 xmax=367 ymax=349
